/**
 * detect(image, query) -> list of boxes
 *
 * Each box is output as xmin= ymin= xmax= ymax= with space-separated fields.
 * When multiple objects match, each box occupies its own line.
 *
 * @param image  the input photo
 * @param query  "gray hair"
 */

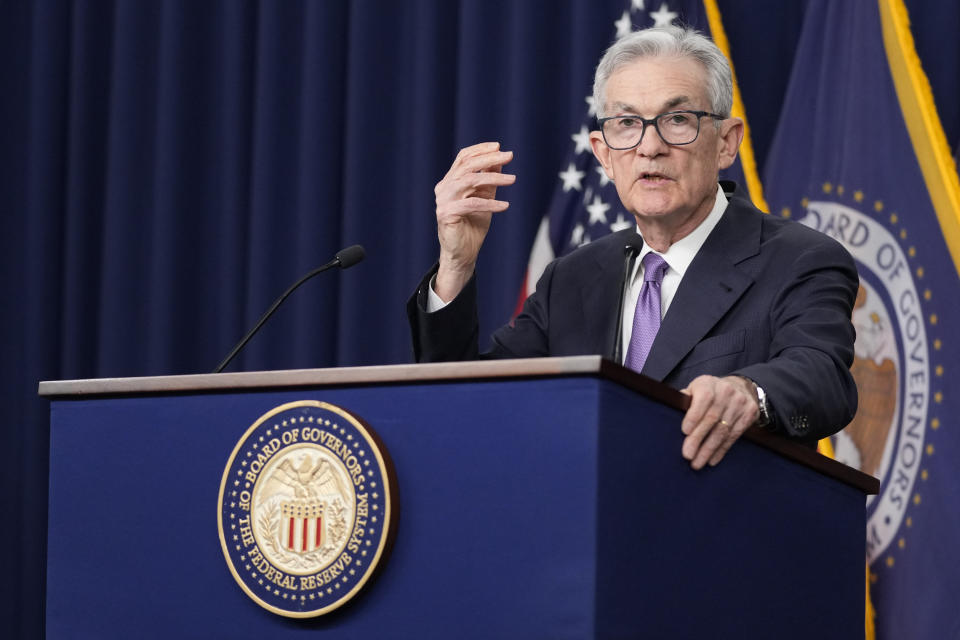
xmin=592 ymin=25 xmax=733 ymax=118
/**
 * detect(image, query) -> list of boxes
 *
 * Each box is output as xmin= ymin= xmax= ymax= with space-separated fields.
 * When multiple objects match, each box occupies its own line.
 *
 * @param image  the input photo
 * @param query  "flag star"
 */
xmin=650 ymin=2 xmax=678 ymax=27
xmin=570 ymin=224 xmax=586 ymax=246
xmin=586 ymin=195 xmax=611 ymax=225
xmin=559 ymin=163 xmax=586 ymax=192
xmin=571 ymin=125 xmax=591 ymax=154
xmin=610 ymin=213 xmax=634 ymax=232
xmin=585 ymin=95 xmax=598 ymax=117
xmin=595 ymin=165 xmax=612 ymax=187
xmin=632 ymin=0 xmax=645 ymax=10
xmin=615 ymin=11 xmax=632 ymax=38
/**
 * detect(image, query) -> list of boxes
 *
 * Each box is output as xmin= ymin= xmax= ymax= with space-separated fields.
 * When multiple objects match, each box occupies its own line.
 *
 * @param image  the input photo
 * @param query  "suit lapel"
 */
xmin=641 ymin=196 xmax=761 ymax=381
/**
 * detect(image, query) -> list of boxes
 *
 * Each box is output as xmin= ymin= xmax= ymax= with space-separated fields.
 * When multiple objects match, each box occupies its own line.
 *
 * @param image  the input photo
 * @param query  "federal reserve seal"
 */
xmin=784 ymin=185 xmax=945 ymax=571
xmin=217 ymin=400 xmax=396 ymax=617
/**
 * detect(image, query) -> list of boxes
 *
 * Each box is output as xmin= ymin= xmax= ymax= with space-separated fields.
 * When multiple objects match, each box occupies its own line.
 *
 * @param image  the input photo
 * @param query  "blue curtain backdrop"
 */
xmin=1 ymin=1 xmax=957 ymax=637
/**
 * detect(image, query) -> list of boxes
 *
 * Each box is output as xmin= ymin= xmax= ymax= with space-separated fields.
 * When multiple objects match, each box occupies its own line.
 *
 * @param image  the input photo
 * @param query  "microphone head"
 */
xmin=336 ymin=244 xmax=366 ymax=269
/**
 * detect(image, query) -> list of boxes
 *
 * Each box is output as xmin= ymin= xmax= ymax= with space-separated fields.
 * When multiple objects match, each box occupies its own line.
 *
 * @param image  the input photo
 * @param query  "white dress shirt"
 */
xmin=620 ymin=183 xmax=728 ymax=363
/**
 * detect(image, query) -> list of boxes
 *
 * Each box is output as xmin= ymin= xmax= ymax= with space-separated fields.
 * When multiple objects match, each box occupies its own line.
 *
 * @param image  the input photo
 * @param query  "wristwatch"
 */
xmin=739 ymin=376 xmax=772 ymax=428
xmin=754 ymin=383 xmax=772 ymax=428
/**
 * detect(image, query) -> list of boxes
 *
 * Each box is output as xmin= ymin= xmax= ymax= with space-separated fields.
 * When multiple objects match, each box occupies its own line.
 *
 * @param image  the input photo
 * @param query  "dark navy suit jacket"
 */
xmin=408 ymin=182 xmax=859 ymax=442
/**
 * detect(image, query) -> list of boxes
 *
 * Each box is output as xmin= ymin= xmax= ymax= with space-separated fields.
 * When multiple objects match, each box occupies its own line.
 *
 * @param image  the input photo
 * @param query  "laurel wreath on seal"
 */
xmin=257 ymin=498 xmax=350 ymax=571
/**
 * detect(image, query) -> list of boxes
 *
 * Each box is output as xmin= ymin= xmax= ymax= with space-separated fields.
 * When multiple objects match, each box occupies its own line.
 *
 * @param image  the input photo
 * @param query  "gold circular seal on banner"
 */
xmin=217 ymin=401 xmax=397 ymax=618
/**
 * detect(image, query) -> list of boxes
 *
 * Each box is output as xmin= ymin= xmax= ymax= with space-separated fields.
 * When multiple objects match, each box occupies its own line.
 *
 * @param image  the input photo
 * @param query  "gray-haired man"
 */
xmin=409 ymin=26 xmax=859 ymax=469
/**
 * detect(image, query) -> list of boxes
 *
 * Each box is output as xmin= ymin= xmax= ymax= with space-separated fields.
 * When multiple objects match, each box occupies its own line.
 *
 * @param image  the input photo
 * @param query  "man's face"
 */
xmin=590 ymin=56 xmax=742 ymax=233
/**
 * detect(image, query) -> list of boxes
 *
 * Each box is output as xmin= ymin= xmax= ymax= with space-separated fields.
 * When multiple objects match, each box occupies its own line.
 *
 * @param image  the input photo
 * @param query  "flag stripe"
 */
xmin=702 ymin=0 xmax=769 ymax=212
xmin=879 ymin=0 xmax=960 ymax=277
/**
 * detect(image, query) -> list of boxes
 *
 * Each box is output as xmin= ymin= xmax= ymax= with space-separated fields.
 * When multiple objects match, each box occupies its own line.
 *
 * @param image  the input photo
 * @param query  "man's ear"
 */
xmin=590 ymin=130 xmax=615 ymax=181
xmin=717 ymin=117 xmax=744 ymax=170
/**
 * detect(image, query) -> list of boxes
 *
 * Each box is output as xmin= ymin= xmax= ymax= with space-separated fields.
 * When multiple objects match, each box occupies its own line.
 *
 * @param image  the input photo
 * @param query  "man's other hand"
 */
xmin=680 ymin=375 xmax=760 ymax=469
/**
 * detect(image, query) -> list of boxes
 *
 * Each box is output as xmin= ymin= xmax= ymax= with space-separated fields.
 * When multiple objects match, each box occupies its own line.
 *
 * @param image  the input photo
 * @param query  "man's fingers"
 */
xmin=681 ymin=381 xmax=718 ymax=462
xmin=707 ymin=413 xmax=752 ymax=466
xmin=462 ymin=171 xmax=516 ymax=188
xmin=436 ymin=172 xmax=515 ymax=213
xmin=680 ymin=384 xmax=722 ymax=457
xmin=454 ymin=150 xmax=514 ymax=175
xmin=690 ymin=420 xmax=730 ymax=469
xmin=680 ymin=378 xmax=715 ymax=436
xmin=708 ymin=440 xmax=732 ymax=467
xmin=681 ymin=408 xmax=723 ymax=460
xmin=436 ymin=170 xmax=515 ymax=197
xmin=440 ymin=197 xmax=510 ymax=217
xmin=455 ymin=141 xmax=502 ymax=162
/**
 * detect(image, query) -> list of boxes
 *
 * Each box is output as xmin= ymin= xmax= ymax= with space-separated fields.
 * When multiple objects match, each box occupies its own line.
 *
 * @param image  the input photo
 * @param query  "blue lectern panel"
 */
xmin=47 ymin=378 xmax=604 ymax=639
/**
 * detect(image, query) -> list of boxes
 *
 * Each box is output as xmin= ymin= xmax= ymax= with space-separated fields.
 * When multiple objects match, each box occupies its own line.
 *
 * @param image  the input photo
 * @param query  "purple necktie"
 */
xmin=624 ymin=252 xmax=669 ymax=373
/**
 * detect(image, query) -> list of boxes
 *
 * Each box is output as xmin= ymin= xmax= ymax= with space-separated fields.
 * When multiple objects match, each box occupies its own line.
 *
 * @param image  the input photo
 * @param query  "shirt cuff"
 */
xmin=426 ymin=274 xmax=451 ymax=313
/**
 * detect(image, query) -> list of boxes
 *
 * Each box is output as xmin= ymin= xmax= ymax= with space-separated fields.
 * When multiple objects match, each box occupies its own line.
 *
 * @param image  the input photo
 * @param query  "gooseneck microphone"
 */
xmin=213 ymin=244 xmax=366 ymax=373
xmin=611 ymin=239 xmax=642 ymax=365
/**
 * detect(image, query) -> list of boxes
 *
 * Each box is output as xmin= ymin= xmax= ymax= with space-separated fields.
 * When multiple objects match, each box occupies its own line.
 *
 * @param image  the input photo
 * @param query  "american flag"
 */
xmin=517 ymin=0 xmax=765 ymax=304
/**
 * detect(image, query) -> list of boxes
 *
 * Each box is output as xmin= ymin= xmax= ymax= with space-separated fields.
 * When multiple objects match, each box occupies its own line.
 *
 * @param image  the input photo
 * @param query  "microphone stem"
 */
xmin=213 ymin=258 xmax=339 ymax=373
xmin=612 ymin=245 xmax=640 ymax=364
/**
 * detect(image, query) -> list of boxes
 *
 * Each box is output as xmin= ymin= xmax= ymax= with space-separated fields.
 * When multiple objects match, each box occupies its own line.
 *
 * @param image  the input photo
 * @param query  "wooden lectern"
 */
xmin=40 ymin=356 xmax=877 ymax=639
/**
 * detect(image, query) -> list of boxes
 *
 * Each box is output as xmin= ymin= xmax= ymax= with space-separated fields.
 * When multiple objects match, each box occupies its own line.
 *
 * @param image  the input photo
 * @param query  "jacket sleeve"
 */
xmin=407 ymin=264 xmax=481 ymax=362
xmin=733 ymin=238 xmax=859 ymax=442
xmin=407 ymin=261 xmax=558 ymax=363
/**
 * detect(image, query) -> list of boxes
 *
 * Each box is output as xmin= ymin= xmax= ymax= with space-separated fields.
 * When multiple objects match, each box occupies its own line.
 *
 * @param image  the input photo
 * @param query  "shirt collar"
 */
xmin=635 ymin=183 xmax=728 ymax=278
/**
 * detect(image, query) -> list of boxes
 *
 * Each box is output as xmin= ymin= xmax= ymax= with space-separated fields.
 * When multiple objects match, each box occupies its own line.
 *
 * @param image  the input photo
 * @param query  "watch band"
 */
xmin=738 ymin=376 xmax=772 ymax=428
xmin=754 ymin=383 xmax=772 ymax=428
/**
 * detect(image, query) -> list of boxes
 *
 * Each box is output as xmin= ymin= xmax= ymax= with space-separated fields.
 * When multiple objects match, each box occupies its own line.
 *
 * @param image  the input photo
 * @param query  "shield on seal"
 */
xmin=280 ymin=500 xmax=325 ymax=552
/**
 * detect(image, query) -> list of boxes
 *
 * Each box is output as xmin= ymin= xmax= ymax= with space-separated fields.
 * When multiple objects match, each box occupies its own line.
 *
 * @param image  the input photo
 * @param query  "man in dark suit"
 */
xmin=408 ymin=26 xmax=858 ymax=470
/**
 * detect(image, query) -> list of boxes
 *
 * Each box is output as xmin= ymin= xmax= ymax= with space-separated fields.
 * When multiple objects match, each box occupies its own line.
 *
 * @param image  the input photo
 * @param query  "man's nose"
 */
xmin=636 ymin=121 xmax=668 ymax=156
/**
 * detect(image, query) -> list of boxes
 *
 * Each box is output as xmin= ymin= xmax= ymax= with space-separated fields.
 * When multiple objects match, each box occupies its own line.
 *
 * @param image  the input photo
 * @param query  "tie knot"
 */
xmin=642 ymin=252 xmax=668 ymax=283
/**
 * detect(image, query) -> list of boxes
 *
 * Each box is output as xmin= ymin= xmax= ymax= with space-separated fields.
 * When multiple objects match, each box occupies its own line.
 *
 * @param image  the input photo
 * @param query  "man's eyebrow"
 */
xmin=610 ymin=101 xmax=638 ymax=114
xmin=663 ymin=95 xmax=693 ymax=110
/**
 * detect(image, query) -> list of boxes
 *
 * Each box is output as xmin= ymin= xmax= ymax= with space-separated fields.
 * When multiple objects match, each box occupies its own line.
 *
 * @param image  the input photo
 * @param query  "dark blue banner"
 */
xmin=764 ymin=1 xmax=960 ymax=637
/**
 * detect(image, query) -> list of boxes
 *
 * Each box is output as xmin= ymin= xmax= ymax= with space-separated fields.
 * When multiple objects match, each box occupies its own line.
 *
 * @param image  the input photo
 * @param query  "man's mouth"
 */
xmin=639 ymin=171 xmax=671 ymax=182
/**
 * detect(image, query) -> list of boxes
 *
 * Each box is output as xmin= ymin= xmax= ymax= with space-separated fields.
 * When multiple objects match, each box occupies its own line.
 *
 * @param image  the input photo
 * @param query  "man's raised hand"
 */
xmin=434 ymin=142 xmax=515 ymax=302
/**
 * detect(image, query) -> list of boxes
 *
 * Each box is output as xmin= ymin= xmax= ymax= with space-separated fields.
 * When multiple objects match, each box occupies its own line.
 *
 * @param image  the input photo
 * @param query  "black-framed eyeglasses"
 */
xmin=598 ymin=110 xmax=725 ymax=149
